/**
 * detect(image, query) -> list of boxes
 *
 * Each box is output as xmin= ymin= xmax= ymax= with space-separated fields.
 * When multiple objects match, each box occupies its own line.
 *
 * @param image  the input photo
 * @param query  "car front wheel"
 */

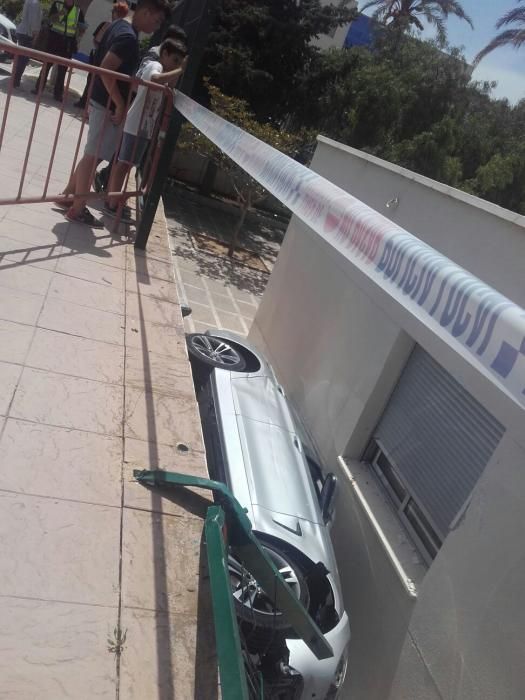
xmin=186 ymin=333 xmax=246 ymax=371
xmin=228 ymin=543 xmax=309 ymax=631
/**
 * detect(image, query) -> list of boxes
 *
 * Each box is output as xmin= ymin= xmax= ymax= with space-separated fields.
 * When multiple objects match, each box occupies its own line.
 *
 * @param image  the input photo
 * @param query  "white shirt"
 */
xmin=124 ymin=60 xmax=163 ymax=138
xmin=17 ymin=0 xmax=42 ymax=37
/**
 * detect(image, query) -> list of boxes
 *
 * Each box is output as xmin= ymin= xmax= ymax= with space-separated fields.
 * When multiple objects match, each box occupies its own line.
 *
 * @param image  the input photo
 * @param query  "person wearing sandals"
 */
xmin=60 ymin=0 xmax=169 ymax=227
xmin=93 ymin=22 xmax=187 ymax=195
xmin=104 ymin=38 xmax=186 ymax=222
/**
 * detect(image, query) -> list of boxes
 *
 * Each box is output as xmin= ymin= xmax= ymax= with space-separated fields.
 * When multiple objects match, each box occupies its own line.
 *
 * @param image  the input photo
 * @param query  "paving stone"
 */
xmin=184 ymin=283 xmax=210 ymax=306
xmin=38 ymin=297 xmax=125 ymax=345
xmin=216 ymin=310 xmax=247 ymax=334
xmin=230 ymin=287 xmax=256 ymax=305
xmin=0 ymin=233 xmax=62 ymax=271
xmin=179 ymin=268 xmax=206 ymax=289
xmin=120 ymin=507 xmax=205 ymax=613
xmin=0 ymin=361 xmax=23 ymax=416
xmin=0 ymin=419 xmax=122 ymax=506
xmin=0 ymin=319 xmax=34 ymax=365
xmin=188 ymin=301 xmax=216 ymax=326
xmin=0 ymin=261 xmax=53 ymax=295
xmin=26 ymin=328 xmax=125 ymax=384
xmin=0 ymin=284 xmax=44 ymax=325
xmin=124 ymin=387 xmax=203 ymax=450
xmin=126 ymin=291 xmax=182 ymax=327
xmin=125 ymin=317 xmax=185 ymax=357
xmin=48 ymin=273 xmax=125 ymax=315
xmin=125 ymin=270 xmax=178 ymax=302
xmin=119 ymin=608 xmax=216 ymax=700
xmin=191 ymin=320 xmax=217 ymax=335
xmin=11 ymin=367 xmax=124 ymax=436
xmin=210 ymin=292 xmax=237 ymax=314
xmin=127 ymin=249 xmax=175 ymax=281
xmin=0 ymin=597 xmax=117 ymax=700
xmin=56 ymin=255 xmax=126 ymax=289
xmin=124 ymin=437 xmax=206 ymax=474
xmin=125 ymin=345 xmax=193 ymax=397
xmin=0 ymin=492 xmax=120 ymax=606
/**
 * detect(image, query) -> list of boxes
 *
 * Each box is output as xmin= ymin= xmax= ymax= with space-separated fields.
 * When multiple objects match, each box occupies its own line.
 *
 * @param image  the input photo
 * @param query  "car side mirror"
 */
xmin=320 ymin=473 xmax=337 ymax=524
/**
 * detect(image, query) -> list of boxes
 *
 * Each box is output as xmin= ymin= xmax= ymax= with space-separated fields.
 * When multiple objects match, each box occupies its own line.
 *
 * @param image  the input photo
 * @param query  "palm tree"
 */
xmin=475 ymin=1 xmax=525 ymax=64
xmin=361 ymin=0 xmax=473 ymax=43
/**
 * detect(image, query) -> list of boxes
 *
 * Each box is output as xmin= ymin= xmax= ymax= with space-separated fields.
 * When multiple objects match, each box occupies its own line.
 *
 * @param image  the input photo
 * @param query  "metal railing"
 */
xmin=0 ymin=41 xmax=173 ymax=233
xmin=134 ymin=469 xmax=334 ymax=700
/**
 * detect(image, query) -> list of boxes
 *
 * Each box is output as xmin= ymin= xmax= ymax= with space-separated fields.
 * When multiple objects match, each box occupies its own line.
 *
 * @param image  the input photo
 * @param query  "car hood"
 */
xmin=230 ymin=374 xmax=322 ymax=524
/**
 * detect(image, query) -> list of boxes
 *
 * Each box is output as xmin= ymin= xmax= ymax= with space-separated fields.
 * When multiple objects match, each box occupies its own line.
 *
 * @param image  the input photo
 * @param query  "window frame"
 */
xmin=365 ymin=438 xmax=444 ymax=566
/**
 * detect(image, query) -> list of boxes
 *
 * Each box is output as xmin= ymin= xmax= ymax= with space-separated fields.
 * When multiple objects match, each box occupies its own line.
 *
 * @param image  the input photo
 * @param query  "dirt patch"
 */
xmin=190 ymin=232 xmax=270 ymax=274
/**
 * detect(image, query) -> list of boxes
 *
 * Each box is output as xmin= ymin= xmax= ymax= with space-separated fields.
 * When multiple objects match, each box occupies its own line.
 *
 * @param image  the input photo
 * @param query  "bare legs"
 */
xmin=107 ymin=160 xmax=131 ymax=209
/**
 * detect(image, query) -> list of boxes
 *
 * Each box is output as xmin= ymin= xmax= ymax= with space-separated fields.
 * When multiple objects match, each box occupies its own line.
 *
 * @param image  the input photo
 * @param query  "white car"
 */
xmin=188 ymin=329 xmax=350 ymax=700
xmin=0 ymin=12 xmax=16 ymax=60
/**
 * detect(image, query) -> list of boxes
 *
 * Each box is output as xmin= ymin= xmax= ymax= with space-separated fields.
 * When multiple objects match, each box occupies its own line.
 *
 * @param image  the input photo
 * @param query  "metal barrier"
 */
xmin=134 ymin=469 xmax=334 ymax=699
xmin=0 ymin=41 xmax=173 ymax=233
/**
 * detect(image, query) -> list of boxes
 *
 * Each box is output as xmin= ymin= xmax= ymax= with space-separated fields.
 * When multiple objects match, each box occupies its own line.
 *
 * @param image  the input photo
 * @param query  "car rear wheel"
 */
xmin=187 ymin=333 xmax=246 ymax=371
xmin=228 ymin=543 xmax=309 ymax=631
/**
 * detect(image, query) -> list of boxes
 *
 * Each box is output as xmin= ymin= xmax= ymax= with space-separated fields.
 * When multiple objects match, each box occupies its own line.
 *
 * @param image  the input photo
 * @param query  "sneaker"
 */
xmin=65 ymin=206 xmax=104 ymax=229
xmin=94 ymin=171 xmax=106 ymax=193
xmin=103 ymin=203 xmax=134 ymax=224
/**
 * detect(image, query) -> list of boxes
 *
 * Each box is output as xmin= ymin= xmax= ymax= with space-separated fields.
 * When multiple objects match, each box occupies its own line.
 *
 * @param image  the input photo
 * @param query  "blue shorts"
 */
xmin=118 ymin=132 xmax=150 ymax=166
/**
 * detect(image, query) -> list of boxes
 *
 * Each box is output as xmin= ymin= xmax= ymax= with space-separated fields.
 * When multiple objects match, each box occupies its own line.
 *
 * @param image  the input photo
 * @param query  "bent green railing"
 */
xmin=205 ymin=504 xmax=263 ymax=700
xmin=134 ymin=469 xmax=334 ymax=698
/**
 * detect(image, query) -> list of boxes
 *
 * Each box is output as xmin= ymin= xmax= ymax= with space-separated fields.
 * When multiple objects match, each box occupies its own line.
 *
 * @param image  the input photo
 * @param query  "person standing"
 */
xmin=74 ymin=1 xmax=129 ymax=109
xmin=32 ymin=0 xmax=85 ymax=101
xmin=61 ymin=0 xmax=169 ymax=226
xmin=13 ymin=0 xmax=42 ymax=88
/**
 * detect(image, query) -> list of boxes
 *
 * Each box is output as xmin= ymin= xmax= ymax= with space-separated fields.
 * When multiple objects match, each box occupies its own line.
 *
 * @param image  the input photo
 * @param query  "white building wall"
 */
xmin=249 ymin=137 xmax=525 ymax=699
xmin=313 ymin=0 xmax=357 ymax=50
xmin=78 ymin=0 xmax=114 ymax=56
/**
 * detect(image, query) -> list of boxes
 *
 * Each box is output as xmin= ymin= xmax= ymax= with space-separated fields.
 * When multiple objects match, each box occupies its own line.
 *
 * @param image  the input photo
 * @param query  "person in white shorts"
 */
xmin=104 ymin=38 xmax=186 ymax=217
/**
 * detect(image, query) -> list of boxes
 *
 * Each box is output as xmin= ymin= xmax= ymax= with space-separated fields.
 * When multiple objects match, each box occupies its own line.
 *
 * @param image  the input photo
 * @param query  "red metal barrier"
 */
xmin=0 ymin=41 xmax=173 ymax=229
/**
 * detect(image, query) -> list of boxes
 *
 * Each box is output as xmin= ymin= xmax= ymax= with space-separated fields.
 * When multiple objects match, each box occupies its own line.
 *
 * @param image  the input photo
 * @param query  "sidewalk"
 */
xmin=0 ymin=73 xmax=215 ymax=698
xmin=165 ymin=186 xmax=285 ymax=337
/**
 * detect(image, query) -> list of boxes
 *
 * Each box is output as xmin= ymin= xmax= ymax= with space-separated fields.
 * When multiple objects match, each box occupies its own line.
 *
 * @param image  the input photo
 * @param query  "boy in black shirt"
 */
xmin=62 ymin=0 xmax=169 ymax=226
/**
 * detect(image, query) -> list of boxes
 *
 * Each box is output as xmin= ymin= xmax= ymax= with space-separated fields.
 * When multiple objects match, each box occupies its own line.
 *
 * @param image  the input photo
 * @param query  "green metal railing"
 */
xmin=134 ymin=470 xmax=333 ymax=698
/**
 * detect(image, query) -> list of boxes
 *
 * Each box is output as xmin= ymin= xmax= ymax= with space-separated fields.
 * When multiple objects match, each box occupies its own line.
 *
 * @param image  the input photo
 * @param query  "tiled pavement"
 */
xmin=0 ymin=74 xmax=216 ymax=697
xmin=165 ymin=187 xmax=285 ymax=337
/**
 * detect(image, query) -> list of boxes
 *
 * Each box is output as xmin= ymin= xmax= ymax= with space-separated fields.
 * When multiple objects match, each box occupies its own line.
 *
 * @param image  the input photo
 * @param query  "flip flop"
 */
xmin=65 ymin=206 xmax=105 ymax=229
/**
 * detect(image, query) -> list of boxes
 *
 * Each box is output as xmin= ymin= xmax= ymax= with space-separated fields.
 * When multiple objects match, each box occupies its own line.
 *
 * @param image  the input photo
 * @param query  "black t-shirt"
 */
xmin=91 ymin=19 xmax=139 ymax=108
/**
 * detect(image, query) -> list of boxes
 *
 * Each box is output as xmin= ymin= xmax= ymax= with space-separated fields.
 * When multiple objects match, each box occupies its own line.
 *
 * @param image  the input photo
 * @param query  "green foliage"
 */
xmin=178 ymin=81 xmax=311 ymax=255
xmin=287 ymin=35 xmax=525 ymax=214
xmin=0 ymin=0 xmax=52 ymax=24
xmin=179 ymin=80 xmax=309 ymax=203
xmin=475 ymin=1 xmax=525 ymax=64
xmin=0 ymin=0 xmax=24 ymax=22
xmin=200 ymin=0 xmax=356 ymax=120
xmin=361 ymin=0 xmax=473 ymax=44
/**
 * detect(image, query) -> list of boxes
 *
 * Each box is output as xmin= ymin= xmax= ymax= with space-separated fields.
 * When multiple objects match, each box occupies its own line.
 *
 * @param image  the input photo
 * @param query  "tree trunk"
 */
xmin=228 ymin=190 xmax=251 ymax=258
xmin=200 ymin=159 xmax=218 ymax=196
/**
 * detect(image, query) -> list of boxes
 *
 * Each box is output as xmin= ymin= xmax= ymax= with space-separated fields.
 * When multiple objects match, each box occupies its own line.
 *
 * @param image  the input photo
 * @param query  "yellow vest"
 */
xmin=50 ymin=3 xmax=80 ymax=37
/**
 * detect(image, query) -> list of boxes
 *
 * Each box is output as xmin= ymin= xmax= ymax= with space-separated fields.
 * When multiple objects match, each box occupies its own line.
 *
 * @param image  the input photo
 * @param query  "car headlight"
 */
xmin=324 ymin=651 xmax=348 ymax=699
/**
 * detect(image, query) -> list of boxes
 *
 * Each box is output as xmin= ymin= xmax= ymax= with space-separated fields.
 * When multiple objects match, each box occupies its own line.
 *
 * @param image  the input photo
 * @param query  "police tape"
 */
xmin=175 ymin=91 xmax=525 ymax=410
